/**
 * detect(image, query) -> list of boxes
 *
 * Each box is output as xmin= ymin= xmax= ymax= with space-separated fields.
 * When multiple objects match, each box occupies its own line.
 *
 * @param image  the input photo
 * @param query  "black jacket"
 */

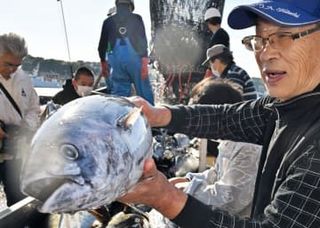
xmin=98 ymin=4 xmax=148 ymax=61
xmin=209 ymin=27 xmax=230 ymax=48
xmin=52 ymin=79 xmax=80 ymax=105
xmin=168 ymin=85 xmax=320 ymax=227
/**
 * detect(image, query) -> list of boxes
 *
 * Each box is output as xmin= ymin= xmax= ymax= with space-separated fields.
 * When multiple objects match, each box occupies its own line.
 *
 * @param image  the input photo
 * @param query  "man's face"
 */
xmin=207 ymin=23 xmax=218 ymax=33
xmin=72 ymin=74 xmax=94 ymax=89
xmin=0 ymin=52 xmax=22 ymax=79
xmin=209 ymin=58 xmax=221 ymax=76
xmin=72 ymin=74 xmax=94 ymax=97
xmin=255 ymin=20 xmax=320 ymax=101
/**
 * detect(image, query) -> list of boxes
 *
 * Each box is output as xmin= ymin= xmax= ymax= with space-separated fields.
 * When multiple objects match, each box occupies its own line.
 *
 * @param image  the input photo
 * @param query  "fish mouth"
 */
xmin=23 ymin=176 xmax=94 ymax=213
xmin=23 ymin=178 xmax=69 ymax=202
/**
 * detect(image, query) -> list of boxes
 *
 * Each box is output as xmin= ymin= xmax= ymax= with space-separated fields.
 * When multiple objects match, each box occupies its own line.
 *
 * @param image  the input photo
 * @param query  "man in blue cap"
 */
xmin=118 ymin=0 xmax=320 ymax=227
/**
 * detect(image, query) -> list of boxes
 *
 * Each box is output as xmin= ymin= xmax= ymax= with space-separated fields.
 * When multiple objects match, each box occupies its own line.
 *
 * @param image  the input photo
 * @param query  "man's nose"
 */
xmin=258 ymin=41 xmax=279 ymax=62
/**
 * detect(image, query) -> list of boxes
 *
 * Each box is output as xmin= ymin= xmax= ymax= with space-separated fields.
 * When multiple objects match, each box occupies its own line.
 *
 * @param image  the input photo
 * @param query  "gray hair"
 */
xmin=0 ymin=33 xmax=28 ymax=58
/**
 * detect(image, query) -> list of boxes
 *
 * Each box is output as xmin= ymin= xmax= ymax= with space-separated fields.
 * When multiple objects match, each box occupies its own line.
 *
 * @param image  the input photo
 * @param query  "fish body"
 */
xmin=21 ymin=95 xmax=152 ymax=213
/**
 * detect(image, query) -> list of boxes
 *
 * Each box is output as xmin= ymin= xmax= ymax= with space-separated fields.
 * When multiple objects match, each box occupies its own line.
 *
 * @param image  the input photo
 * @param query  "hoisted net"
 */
xmin=149 ymin=0 xmax=225 ymax=103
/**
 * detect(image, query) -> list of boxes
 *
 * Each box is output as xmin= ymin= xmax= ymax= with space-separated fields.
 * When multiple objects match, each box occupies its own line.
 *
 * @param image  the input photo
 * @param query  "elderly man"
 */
xmin=119 ymin=0 xmax=320 ymax=227
xmin=0 ymin=33 xmax=40 ymax=206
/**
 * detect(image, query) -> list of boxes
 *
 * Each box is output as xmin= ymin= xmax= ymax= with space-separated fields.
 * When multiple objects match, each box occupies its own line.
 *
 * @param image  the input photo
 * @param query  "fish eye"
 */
xmin=60 ymin=144 xmax=79 ymax=161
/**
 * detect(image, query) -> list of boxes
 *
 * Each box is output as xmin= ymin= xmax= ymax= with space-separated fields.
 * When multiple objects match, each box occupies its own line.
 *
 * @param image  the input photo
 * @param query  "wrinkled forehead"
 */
xmin=255 ymin=19 xmax=285 ymax=34
xmin=0 ymin=52 xmax=23 ymax=63
xmin=255 ymin=18 xmax=315 ymax=34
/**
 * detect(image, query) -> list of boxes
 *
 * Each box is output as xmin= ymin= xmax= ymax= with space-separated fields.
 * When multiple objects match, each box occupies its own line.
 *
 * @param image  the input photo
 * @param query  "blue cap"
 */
xmin=228 ymin=0 xmax=320 ymax=29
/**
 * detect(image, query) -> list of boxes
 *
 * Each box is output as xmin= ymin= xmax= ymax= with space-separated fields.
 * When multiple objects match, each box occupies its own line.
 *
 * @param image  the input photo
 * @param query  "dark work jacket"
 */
xmin=52 ymin=79 xmax=80 ymax=105
xmin=209 ymin=27 xmax=230 ymax=48
xmin=167 ymin=85 xmax=320 ymax=227
xmin=98 ymin=5 xmax=148 ymax=61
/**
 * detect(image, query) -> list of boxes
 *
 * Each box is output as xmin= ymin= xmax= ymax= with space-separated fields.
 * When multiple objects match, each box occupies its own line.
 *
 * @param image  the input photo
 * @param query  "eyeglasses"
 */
xmin=242 ymin=24 xmax=320 ymax=52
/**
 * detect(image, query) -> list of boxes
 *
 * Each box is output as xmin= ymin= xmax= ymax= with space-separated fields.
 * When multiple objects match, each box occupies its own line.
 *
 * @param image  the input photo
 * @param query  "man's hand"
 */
xmin=127 ymin=96 xmax=172 ymax=127
xmin=100 ymin=60 xmax=109 ymax=77
xmin=118 ymin=159 xmax=188 ymax=219
xmin=141 ymin=57 xmax=149 ymax=80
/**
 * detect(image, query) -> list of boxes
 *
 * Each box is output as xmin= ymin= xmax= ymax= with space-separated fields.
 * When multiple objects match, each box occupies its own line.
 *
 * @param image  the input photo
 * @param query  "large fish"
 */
xmin=20 ymin=95 xmax=153 ymax=213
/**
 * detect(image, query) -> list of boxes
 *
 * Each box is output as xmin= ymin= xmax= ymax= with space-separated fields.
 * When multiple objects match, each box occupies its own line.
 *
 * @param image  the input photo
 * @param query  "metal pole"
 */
xmin=198 ymin=138 xmax=208 ymax=172
xmin=57 ymin=0 xmax=71 ymax=62
xmin=57 ymin=0 xmax=73 ymax=77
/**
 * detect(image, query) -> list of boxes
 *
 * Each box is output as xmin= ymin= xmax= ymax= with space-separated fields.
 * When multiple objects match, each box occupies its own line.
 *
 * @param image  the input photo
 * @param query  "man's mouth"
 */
xmin=264 ymin=70 xmax=287 ymax=85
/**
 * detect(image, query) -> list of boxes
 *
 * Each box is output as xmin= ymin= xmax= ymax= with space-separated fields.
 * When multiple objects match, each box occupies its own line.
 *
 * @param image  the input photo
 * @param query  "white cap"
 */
xmin=107 ymin=7 xmax=116 ymax=16
xmin=204 ymin=8 xmax=221 ymax=21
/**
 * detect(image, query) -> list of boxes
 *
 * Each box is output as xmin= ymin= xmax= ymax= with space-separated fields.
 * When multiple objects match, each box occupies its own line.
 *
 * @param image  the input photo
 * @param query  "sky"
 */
xmin=1 ymin=0 xmax=260 ymax=77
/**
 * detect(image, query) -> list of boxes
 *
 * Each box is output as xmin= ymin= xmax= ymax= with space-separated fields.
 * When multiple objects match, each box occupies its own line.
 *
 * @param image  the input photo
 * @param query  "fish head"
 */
xmin=21 ymin=95 xmax=152 ymax=213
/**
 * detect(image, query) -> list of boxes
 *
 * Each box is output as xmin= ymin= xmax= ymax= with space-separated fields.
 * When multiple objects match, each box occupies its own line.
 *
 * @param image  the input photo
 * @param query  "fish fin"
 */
xmin=117 ymin=107 xmax=142 ymax=131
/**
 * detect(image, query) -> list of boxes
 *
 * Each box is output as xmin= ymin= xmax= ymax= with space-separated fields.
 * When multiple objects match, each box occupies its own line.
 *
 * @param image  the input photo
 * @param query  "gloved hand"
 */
xmin=100 ymin=60 xmax=109 ymax=77
xmin=203 ymin=68 xmax=213 ymax=79
xmin=141 ymin=57 xmax=149 ymax=80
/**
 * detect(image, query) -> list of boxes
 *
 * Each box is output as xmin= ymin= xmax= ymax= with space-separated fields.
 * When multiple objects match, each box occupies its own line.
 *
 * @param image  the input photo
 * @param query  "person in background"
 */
xmin=0 ymin=33 xmax=40 ymax=206
xmin=149 ymin=79 xmax=261 ymax=227
xmin=119 ymin=0 xmax=320 ymax=227
xmin=189 ymin=77 xmax=248 ymax=161
xmin=103 ymin=6 xmax=116 ymax=92
xmin=178 ymin=78 xmax=261 ymax=217
xmin=51 ymin=66 xmax=95 ymax=227
xmin=98 ymin=0 xmax=154 ymax=105
xmin=204 ymin=7 xmax=230 ymax=48
xmin=202 ymin=7 xmax=231 ymax=79
xmin=52 ymin=66 xmax=94 ymax=105
xmin=202 ymin=44 xmax=258 ymax=100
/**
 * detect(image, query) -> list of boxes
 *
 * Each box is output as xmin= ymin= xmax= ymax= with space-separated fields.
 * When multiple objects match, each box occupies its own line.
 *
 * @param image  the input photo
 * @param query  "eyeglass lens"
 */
xmin=245 ymin=33 xmax=293 ymax=52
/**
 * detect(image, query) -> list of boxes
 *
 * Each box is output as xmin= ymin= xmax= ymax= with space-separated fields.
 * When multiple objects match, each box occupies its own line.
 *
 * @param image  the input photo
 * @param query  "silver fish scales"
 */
xmin=20 ymin=95 xmax=152 ymax=213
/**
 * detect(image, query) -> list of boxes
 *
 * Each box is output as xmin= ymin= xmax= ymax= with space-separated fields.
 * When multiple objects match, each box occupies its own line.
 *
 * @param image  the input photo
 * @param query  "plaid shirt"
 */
xmin=169 ymin=91 xmax=320 ymax=227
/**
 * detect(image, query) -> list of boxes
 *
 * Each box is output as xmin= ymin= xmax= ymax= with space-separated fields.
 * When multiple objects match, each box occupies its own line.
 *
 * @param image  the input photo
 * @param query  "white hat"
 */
xmin=204 ymin=8 xmax=221 ymax=21
xmin=107 ymin=7 xmax=116 ymax=16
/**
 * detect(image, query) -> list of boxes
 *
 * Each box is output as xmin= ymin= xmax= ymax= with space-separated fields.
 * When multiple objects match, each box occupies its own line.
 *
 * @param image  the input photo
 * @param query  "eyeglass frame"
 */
xmin=242 ymin=23 xmax=320 ymax=52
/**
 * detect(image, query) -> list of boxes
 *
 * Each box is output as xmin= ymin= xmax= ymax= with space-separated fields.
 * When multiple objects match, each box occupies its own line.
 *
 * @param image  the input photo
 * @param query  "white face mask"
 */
xmin=210 ymin=66 xmax=220 ymax=77
xmin=76 ymin=85 xmax=93 ymax=97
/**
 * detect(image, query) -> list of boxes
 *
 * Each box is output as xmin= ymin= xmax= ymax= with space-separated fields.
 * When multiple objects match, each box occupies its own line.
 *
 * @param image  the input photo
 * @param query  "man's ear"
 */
xmin=72 ymin=79 xmax=78 ymax=89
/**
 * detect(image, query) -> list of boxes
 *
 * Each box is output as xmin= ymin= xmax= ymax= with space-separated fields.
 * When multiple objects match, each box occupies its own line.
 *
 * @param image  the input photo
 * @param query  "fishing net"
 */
xmin=149 ymin=0 xmax=225 ymax=103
